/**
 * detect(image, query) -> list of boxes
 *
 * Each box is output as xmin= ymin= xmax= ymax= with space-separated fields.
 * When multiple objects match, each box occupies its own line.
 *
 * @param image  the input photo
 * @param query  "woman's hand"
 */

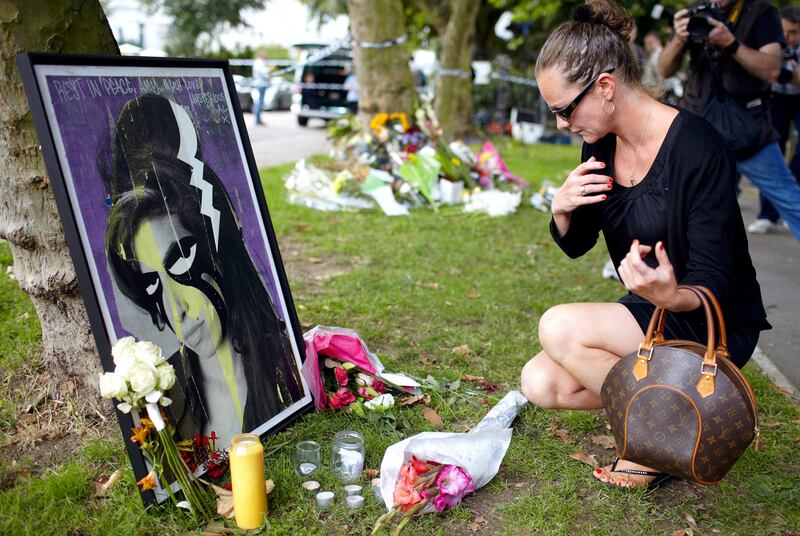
xmin=551 ymin=157 xmax=612 ymax=216
xmin=551 ymin=157 xmax=612 ymax=236
xmin=618 ymin=240 xmax=682 ymax=310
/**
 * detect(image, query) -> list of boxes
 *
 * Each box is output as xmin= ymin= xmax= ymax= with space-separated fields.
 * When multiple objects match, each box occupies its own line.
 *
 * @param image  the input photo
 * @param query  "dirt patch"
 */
xmin=278 ymin=234 xmax=358 ymax=295
xmin=0 ymin=363 xmax=116 ymax=488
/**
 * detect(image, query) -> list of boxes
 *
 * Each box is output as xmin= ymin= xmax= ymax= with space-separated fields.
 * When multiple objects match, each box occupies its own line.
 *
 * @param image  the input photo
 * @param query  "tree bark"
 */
xmin=0 ymin=1 xmax=119 ymax=399
xmin=413 ymin=0 xmax=480 ymax=140
xmin=434 ymin=0 xmax=480 ymax=140
xmin=345 ymin=0 xmax=415 ymax=131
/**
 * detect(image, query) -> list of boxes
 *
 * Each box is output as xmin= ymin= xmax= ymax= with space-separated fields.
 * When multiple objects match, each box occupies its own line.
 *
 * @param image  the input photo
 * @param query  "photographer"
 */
xmin=750 ymin=6 xmax=800 ymax=234
xmin=659 ymin=0 xmax=800 ymax=241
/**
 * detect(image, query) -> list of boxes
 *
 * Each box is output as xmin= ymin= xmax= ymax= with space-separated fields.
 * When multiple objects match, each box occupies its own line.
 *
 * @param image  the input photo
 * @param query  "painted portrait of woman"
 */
xmin=104 ymin=94 xmax=304 ymax=445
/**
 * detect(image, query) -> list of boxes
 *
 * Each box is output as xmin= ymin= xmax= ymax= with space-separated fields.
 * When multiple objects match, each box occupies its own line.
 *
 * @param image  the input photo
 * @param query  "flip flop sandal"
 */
xmin=598 ymin=457 xmax=675 ymax=491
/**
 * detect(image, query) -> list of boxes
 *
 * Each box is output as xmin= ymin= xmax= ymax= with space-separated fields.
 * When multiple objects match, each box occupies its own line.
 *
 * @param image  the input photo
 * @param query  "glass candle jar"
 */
xmin=294 ymin=440 xmax=321 ymax=476
xmin=229 ymin=433 xmax=267 ymax=529
xmin=331 ymin=431 xmax=365 ymax=482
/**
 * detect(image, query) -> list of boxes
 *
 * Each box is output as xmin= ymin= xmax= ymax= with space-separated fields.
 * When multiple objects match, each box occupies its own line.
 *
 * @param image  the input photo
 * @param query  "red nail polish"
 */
xmin=601 ymin=195 xmax=607 ymax=200
xmin=608 ymin=184 xmax=612 ymax=189
xmin=609 ymin=177 xmax=614 ymax=182
xmin=659 ymin=243 xmax=665 ymax=251
xmin=594 ymin=469 xmax=602 ymax=474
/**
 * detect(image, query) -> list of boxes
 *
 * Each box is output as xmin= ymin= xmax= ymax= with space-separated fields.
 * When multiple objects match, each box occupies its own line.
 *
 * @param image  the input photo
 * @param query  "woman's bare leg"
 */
xmin=520 ymin=302 xmax=666 ymax=489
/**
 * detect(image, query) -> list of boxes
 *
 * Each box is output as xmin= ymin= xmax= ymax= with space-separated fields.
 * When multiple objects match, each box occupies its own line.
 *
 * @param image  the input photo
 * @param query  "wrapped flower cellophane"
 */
xmin=379 ymin=390 xmax=527 ymax=513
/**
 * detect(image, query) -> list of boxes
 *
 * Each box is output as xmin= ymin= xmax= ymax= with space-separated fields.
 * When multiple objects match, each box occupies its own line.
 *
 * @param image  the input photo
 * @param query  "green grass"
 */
xmin=0 ymin=141 xmax=798 ymax=535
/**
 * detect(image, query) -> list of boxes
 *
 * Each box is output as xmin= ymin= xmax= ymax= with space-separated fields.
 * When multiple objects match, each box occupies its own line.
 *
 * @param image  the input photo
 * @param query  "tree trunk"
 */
xmin=434 ymin=0 xmax=480 ymax=140
xmin=345 ymin=0 xmax=415 ymax=131
xmin=0 ymin=1 xmax=119 ymax=399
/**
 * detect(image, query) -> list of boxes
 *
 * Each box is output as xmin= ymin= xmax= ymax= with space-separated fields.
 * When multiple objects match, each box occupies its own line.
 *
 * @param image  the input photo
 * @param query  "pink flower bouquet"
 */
xmin=301 ymin=325 xmax=419 ymax=411
xmin=374 ymin=456 xmax=476 ymax=533
xmin=373 ymin=391 xmax=527 ymax=534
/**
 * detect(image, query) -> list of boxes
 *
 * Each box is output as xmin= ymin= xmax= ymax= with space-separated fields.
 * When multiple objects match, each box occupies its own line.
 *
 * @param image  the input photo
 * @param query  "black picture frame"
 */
xmin=17 ymin=52 xmax=312 ymax=505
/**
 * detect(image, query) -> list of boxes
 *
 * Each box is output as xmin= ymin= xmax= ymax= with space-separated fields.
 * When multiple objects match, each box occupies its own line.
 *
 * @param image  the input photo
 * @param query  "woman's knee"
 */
xmin=538 ymin=304 xmax=577 ymax=360
xmin=520 ymin=355 xmax=561 ymax=409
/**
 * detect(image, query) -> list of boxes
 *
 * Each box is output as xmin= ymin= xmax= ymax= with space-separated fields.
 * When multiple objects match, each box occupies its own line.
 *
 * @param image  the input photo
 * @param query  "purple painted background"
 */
xmin=45 ymin=72 xmax=282 ymax=336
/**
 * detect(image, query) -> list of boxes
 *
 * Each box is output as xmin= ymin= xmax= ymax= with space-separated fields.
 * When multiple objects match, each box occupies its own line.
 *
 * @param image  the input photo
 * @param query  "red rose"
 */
xmin=334 ymin=366 xmax=349 ymax=387
xmin=371 ymin=380 xmax=386 ymax=394
xmin=328 ymin=387 xmax=356 ymax=409
xmin=358 ymin=386 xmax=375 ymax=400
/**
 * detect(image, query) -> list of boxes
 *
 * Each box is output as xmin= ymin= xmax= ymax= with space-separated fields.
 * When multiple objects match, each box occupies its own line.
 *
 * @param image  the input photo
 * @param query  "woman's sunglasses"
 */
xmin=548 ymin=68 xmax=615 ymax=121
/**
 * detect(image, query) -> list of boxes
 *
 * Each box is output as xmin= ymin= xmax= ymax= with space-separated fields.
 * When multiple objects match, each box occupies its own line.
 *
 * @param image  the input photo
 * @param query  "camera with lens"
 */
xmin=686 ymin=2 xmax=724 ymax=42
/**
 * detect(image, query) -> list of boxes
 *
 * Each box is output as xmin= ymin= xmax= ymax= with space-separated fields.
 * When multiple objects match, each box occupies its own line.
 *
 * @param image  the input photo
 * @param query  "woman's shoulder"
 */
xmin=670 ymin=108 xmax=730 ymax=159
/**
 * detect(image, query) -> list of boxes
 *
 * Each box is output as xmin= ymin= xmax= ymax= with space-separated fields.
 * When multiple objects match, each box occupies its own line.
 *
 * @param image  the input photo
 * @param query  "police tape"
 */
xmin=353 ymin=33 xmax=408 ymax=49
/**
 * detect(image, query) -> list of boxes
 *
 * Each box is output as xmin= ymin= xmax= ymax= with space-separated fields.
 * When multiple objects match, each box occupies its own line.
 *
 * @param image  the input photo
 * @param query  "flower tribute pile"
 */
xmin=284 ymin=101 xmax=529 ymax=215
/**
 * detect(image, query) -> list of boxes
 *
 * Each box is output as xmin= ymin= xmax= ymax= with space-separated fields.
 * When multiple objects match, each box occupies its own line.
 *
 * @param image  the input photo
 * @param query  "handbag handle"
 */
xmin=650 ymin=285 xmax=729 ymax=356
xmin=633 ymin=285 xmax=723 ymax=398
xmin=691 ymin=285 xmax=730 ymax=360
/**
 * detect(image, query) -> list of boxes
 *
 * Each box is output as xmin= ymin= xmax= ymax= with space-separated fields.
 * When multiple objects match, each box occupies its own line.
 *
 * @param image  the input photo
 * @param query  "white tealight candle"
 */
xmin=345 ymin=495 xmax=365 ymax=509
xmin=316 ymin=491 xmax=334 ymax=509
xmin=371 ymin=477 xmax=382 ymax=498
xmin=302 ymin=480 xmax=320 ymax=495
xmin=343 ymin=484 xmax=362 ymax=496
xmin=299 ymin=462 xmax=317 ymax=475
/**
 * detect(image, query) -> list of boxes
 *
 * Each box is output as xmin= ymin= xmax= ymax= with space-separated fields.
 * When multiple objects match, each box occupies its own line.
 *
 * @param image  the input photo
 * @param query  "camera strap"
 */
xmin=726 ymin=0 xmax=745 ymax=28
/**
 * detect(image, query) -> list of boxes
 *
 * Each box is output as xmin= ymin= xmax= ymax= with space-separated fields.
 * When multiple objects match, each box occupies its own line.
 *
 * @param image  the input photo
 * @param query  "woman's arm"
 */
xmin=548 ymin=156 xmax=610 ymax=257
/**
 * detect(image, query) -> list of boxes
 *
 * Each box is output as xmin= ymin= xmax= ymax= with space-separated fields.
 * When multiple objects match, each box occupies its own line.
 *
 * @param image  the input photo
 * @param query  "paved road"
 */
xmin=243 ymin=110 xmax=332 ymax=169
xmin=738 ymin=181 xmax=800 ymax=391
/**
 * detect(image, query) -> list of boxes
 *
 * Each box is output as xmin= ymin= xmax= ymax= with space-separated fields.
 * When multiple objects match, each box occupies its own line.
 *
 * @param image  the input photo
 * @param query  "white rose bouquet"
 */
xmin=99 ymin=337 xmax=213 ymax=520
xmin=99 ymin=337 xmax=175 ymax=414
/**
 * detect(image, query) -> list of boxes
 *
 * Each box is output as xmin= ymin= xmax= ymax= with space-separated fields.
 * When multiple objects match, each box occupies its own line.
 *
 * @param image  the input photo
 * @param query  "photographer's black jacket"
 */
xmin=681 ymin=0 xmax=786 ymax=156
xmin=550 ymin=110 xmax=770 ymax=332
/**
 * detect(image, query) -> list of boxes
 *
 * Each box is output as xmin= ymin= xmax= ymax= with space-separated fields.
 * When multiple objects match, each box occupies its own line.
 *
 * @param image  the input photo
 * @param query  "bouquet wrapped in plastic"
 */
xmin=300 ymin=325 xmax=420 ymax=411
xmin=373 ymin=390 xmax=527 ymax=533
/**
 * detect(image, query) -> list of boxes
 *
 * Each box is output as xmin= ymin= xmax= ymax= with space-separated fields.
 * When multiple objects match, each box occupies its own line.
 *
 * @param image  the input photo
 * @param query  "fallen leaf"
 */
xmin=416 ymin=281 xmax=439 ymax=290
xmin=364 ymin=468 xmax=380 ymax=479
xmin=467 ymin=522 xmax=481 ymax=533
xmin=590 ymin=435 xmax=617 ymax=450
xmin=398 ymin=394 xmax=430 ymax=407
xmin=307 ymin=256 xmax=322 ymax=264
xmin=445 ymin=300 xmax=453 ymax=306
xmin=452 ymin=345 xmax=471 ymax=356
xmin=671 ymin=531 xmax=687 ymax=536
xmin=553 ymin=429 xmax=576 ymax=445
xmin=419 ymin=355 xmax=438 ymax=366
xmin=685 ymin=514 xmax=698 ymax=530
xmin=466 ymin=291 xmax=480 ymax=299
xmin=514 ymin=482 xmax=526 ymax=489
xmin=570 ymin=451 xmax=599 ymax=468
xmin=460 ymin=374 xmax=484 ymax=382
xmin=762 ymin=422 xmax=781 ymax=429
xmin=792 ymin=419 xmax=800 ymax=425
xmin=423 ymin=407 xmax=444 ymax=427
xmin=94 ymin=469 xmax=122 ymax=497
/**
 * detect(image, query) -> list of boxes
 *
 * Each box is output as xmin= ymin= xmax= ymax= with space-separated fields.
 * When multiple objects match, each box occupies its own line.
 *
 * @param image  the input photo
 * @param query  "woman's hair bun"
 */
xmin=576 ymin=0 xmax=634 ymax=41
xmin=573 ymin=5 xmax=594 ymax=23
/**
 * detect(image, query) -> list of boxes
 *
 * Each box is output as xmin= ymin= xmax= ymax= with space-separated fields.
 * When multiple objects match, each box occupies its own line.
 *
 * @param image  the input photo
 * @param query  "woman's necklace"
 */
xmin=626 ymin=106 xmax=654 ymax=186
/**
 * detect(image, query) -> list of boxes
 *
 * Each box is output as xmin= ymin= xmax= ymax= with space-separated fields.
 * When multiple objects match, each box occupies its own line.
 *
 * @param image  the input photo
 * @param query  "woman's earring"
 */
xmin=602 ymin=99 xmax=616 ymax=115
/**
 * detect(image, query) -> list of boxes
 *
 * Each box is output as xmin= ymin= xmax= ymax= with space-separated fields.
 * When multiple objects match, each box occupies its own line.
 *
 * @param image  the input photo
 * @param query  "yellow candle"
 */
xmin=229 ymin=433 xmax=268 ymax=529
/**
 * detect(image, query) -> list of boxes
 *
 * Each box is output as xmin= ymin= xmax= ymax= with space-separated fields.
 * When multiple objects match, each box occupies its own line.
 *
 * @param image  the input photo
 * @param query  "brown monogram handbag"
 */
xmin=601 ymin=285 xmax=760 ymax=485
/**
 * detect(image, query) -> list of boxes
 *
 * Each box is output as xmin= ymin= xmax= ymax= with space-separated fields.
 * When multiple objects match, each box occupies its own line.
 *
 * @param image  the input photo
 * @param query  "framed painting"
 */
xmin=17 ymin=53 xmax=312 ymax=504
